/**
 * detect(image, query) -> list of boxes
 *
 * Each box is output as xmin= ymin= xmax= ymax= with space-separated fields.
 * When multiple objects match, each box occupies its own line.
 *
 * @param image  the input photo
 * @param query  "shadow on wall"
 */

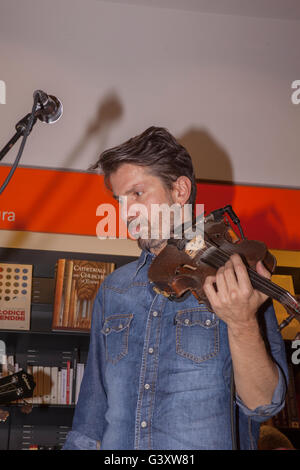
xmin=178 ymin=127 xmax=234 ymax=184
xmin=177 ymin=127 xmax=299 ymax=250
xmin=178 ymin=126 xmax=236 ymax=213
xmin=66 ymin=92 xmax=123 ymax=169
xmin=239 ymin=206 xmax=300 ymax=251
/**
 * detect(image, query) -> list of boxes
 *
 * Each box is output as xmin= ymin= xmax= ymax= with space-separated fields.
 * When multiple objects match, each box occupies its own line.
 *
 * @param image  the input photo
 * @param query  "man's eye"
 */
xmin=135 ymin=191 xmax=143 ymax=197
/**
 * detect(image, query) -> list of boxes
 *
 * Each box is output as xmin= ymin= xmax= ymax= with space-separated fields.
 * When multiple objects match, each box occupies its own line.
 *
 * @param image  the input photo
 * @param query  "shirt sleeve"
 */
xmin=63 ymin=290 xmax=106 ymax=450
xmin=235 ymin=363 xmax=287 ymax=422
xmin=235 ymin=301 xmax=289 ymax=423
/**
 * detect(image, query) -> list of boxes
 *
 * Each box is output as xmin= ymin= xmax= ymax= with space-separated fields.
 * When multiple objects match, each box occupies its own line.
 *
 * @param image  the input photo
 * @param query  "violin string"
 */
xmin=185 ymin=222 xmax=299 ymax=315
xmin=202 ymin=246 xmax=284 ymax=299
xmin=212 ymin=251 xmax=298 ymax=311
xmin=200 ymin=244 xmax=299 ymax=311
xmin=205 ymin=249 xmax=288 ymax=301
xmin=0 ymin=382 xmax=15 ymax=391
xmin=0 ymin=375 xmax=20 ymax=392
xmin=0 ymin=386 xmax=17 ymax=397
xmin=0 ymin=391 xmax=15 ymax=397
xmin=201 ymin=238 xmax=272 ymax=291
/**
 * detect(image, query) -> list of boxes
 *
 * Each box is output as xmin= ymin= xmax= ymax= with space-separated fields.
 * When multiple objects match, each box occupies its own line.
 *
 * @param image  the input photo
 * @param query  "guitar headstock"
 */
xmin=0 ymin=370 xmax=36 ymax=405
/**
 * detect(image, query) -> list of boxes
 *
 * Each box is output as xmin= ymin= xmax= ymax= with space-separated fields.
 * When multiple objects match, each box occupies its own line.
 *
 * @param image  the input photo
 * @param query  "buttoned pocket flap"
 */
xmin=101 ymin=314 xmax=133 ymax=336
xmin=175 ymin=308 xmax=219 ymax=364
xmin=175 ymin=310 xmax=217 ymax=328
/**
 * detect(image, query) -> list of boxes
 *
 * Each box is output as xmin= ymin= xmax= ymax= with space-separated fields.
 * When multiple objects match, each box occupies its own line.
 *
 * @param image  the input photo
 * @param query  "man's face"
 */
xmin=109 ymin=163 xmax=176 ymax=253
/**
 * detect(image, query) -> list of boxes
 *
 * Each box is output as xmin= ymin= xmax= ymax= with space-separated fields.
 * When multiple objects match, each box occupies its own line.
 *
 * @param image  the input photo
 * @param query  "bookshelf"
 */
xmin=0 ymin=246 xmax=137 ymax=450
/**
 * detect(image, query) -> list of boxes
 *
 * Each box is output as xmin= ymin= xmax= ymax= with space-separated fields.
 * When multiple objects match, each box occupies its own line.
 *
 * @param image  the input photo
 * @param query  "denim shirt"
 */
xmin=63 ymin=250 xmax=288 ymax=450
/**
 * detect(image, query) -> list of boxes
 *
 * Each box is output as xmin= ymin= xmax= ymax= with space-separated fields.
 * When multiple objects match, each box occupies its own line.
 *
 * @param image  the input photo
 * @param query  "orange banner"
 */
xmin=196 ymin=182 xmax=300 ymax=250
xmin=0 ymin=166 xmax=299 ymax=250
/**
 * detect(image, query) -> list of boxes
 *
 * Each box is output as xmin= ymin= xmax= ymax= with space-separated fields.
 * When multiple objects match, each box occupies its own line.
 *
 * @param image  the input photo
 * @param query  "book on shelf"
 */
xmin=14 ymin=423 xmax=71 ymax=450
xmin=1 ymin=351 xmax=86 ymax=405
xmin=28 ymin=363 xmax=85 ymax=405
xmin=52 ymin=259 xmax=115 ymax=332
xmin=50 ymin=367 xmax=59 ymax=404
xmin=0 ymin=263 xmax=32 ymax=331
xmin=42 ymin=366 xmax=51 ymax=404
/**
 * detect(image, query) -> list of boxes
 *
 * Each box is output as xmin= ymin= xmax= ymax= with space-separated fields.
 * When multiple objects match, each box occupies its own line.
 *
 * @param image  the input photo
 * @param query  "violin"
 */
xmin=148 ymin=207 xmax=300 ymax=332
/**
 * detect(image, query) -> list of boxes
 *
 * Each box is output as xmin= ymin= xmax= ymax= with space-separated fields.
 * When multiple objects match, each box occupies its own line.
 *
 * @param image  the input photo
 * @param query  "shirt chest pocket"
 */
xmin=175 ymin=308 xmax=219 ymax=364
xmin=101 ymin=314 xmax=133 ymax=364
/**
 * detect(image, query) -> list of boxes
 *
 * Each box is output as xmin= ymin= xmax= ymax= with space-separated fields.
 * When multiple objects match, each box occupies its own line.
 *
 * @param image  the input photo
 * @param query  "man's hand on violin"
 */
xmin=203 ymin=253 xmax=271 ymax=332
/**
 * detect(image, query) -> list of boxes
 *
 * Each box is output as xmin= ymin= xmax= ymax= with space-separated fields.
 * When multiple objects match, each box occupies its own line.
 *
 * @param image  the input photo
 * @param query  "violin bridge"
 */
xmin=185 ymin=234 xmax=206 ymax=259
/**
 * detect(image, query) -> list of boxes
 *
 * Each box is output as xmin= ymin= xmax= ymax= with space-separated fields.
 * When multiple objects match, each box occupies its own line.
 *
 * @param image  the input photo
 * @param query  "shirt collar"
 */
xmin=133 ymin=249 xmax=155 ymax=279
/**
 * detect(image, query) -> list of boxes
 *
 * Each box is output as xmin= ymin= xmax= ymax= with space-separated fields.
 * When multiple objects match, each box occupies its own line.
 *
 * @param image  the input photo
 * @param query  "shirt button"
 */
xmin=148 ymin=348 xmax=154 ymax=354
xmin=184 ymin=318 xmax=190 ymax=325
xmin=205 ymin=319 xmax=212 ymax=326
xmin=152 ymin=311 xmax=158 ymax=317
xmin=141 ymin=421 xmax=147 ymax=428
xmin=144 ymin=383 xmax=150 ymax=390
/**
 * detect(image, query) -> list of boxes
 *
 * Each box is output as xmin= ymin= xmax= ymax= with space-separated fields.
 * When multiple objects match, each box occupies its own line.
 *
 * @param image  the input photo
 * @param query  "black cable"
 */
xmin=0 ymin=94 xmax=39 ymax=196
xmin=236 ymin=222 xmax=245 ymax=240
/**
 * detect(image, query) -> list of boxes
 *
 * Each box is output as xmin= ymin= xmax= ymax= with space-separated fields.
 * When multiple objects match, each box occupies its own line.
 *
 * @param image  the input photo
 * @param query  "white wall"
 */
xmin=0 ymin=0 xmax=299 ymax=187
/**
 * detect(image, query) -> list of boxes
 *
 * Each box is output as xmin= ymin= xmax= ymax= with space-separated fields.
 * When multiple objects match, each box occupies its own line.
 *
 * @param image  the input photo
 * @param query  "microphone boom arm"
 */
xmin=0 ymin=112 xmax=38 ymax=162
xmin=0 ymin=90 xmax=62 ymax=195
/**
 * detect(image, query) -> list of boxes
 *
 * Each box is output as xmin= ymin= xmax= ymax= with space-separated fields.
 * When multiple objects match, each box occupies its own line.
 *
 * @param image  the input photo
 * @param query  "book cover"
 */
xmin=37 ymin=366 xmax=43 ymax=404
xmin=71 ymin=348 xmax=79 ymax=404
xmin=61 ymin=368 xmax=67 ymax=404
xmin=42 ymin=366 xmax=51 ymax=404
xmin=50 ymin=367 xmax=59 ymax=404
xmin=66 ymin=361 xmax=70 ymax=405
xmin=32 ymin=366 xmax=38 ymax=404
xmin=0 ymin=263 xmax=32 ymax=331
xmin=69 ymin=368 xmax=73 ymax=405
xmin=57 ymin=370 xmax=61 ymax=405
xmin=52 ymin=259 xmax=115 ymax=332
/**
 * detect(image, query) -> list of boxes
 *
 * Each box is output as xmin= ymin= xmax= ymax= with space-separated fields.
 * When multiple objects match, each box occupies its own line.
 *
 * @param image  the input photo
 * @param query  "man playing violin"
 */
xmin=64 ymin=127 xmax=288 ymax=450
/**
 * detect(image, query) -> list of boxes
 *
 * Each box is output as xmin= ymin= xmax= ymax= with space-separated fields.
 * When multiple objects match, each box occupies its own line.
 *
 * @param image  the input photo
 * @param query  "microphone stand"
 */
xmin=0 ymin=113 xmax=37 ymax=162
xmin=0 ymin=94 xmax=40 ymax=195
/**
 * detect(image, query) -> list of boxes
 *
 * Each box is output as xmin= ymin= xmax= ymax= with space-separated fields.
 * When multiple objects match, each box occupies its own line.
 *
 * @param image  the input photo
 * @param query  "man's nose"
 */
xmin=119 ymin=197 xmax=139 ymax=223
xmin=127 ymin=205 xmax=140 ymax=225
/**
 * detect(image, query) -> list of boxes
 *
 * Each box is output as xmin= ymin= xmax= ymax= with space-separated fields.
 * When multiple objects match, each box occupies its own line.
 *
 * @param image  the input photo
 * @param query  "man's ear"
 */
xmin=171 ymin=176 xmax=191 ymax=206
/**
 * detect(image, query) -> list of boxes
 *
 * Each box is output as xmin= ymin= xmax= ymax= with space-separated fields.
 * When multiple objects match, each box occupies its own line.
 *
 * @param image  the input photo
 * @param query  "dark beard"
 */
xmin=133 ymin=193 xmax=180 ymax=254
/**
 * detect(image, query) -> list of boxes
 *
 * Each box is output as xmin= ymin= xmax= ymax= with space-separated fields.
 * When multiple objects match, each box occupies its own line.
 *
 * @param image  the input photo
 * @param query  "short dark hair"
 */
xmin=91 ymin=126 xmax=197 ymax=209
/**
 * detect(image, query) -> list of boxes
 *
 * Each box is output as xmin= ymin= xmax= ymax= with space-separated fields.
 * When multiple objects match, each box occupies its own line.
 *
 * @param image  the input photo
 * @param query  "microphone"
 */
xmin=33 ymin=90 xmax=63 ymax=124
